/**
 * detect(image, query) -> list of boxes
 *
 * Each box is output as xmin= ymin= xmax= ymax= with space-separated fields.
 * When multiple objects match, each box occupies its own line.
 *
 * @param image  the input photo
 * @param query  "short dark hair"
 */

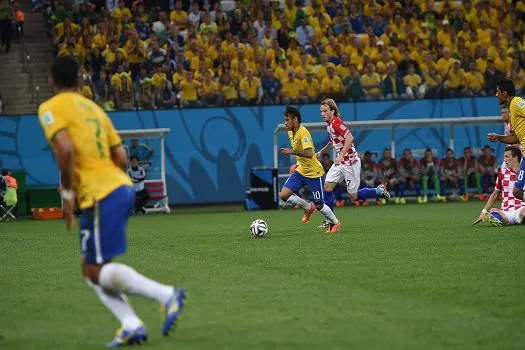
xmin=51 ymin=56 xmax=79 ymax=89
xmin=285 ymin=105 xmax=301 ymax=123
xmin=505 ymin=146 xmax=521 ymax=161
xmin=1 ymin=169 xmax=8 ymax=176
xmin=446 ymin=148 xmax=453 ymax=153
xmin=464 ymin=147 xmax=471 ymax=151
xmin=130 ymin=156 xmax=139 ymax=162
xmin=364 ymin=151 xmax=371 ymax=156
xmin=497 ymin=78 xmax=516 ymax=97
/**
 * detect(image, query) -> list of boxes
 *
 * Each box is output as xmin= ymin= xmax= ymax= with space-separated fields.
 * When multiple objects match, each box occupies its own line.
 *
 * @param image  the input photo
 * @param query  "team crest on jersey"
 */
xmin=302 ymin=136 xmax=310 ymax=144
xmin=41 ymin=111 xmax=54 ymax=126
xmin=340 ymin=124 xmax=347 ymax=130
xmin=517 ymin=100 xmax=525 ymax=109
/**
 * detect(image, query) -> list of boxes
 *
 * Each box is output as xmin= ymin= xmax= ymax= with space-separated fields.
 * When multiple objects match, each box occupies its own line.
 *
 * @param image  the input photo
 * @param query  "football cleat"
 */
xmin=162 ymin=288 xmax=187 ymax=336
xmin=377 ymin=184 xmax=391 ymax=199
xmin=106 ymin=325 xmax=148 ymax=347
xmin=326 ymin=222 xmax=341 ymax=234
xmin=317 ymin=220 xmax=330 ymax=229
xmin=482 ymin=211 xmax=503 ymax=227
xmin=302 ymin=203 xmax=316 ymax=223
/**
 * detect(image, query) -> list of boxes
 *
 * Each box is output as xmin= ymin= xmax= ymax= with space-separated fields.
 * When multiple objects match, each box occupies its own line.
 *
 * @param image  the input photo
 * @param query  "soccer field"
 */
xmin=1 ymin=202 xmax=524 ymax=349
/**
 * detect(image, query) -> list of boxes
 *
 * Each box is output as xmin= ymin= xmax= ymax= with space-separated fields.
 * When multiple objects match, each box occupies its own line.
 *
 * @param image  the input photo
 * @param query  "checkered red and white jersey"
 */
xmin=496 ymin=168 xmax=525 ymax=211
xmin=327 ymin=116 xmax=359 ymax=165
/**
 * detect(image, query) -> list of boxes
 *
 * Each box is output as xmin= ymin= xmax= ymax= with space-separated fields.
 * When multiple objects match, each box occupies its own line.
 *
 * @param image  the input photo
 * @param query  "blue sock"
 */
xmin=492 ymin=212 xmax=503 ymax=223
xmin=481 ymin=174 xmax=489 ymax=193
xmin=374 ymin=186 xmax=382 ymax=197
xmin=324 ymin=190 xmax=335 ymax=211
xmin=357 ymin=188 xmax=377 ymax=200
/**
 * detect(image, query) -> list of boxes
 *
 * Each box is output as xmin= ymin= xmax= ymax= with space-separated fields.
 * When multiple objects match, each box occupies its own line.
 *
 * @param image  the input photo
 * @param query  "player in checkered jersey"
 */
xmin=476 ymin=146 xmax=525 ymax=227
xmin=316 ymin=99 xmax=390 ymax=209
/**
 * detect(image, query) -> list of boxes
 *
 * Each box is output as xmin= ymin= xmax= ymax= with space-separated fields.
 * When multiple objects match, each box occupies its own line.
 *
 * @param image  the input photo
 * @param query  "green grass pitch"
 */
xmin=1 ymin=201 xmax=524 ymax=349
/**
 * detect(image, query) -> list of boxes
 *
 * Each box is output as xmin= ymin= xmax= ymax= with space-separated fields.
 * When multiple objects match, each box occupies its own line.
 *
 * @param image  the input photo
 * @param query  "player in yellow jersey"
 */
xmin=37 ymin=56 xmax=186 ymax=347
xmin=488 ymin=78 xmax=525 ymax=200
xmin=279 ymin=106 xmax=341 ymax=233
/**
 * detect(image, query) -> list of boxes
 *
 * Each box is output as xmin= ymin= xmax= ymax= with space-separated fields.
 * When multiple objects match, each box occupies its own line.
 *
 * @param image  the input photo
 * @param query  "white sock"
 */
xmin=319 ymin=204 xmax=338 ymax=224
xmin=86 ymin=278 xmax=143 ymax=331
xmin=287 ymin=194 xmax=311 ymax=210
xmin=99 ymin=263 xmax=173 ymax=304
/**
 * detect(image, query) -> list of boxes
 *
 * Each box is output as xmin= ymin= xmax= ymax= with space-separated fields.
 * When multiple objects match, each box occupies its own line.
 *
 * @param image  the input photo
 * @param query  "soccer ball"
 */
xmin=250 ymin=219 xmax=268 ymax=237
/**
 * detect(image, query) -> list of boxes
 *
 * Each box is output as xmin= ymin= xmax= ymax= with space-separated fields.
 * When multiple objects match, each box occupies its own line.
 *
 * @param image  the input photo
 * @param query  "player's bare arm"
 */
xmin=280 ymin=147 xmax=314 ymax=158
xmin=487 ymin=133 xmax=520 ymax=145
xmin=111 ymin=144 xmax=129 ymax=169
xmin=316 ymin=142 xmax=332 ymax=158
xmin=335 ymin=132 xmax=354 ymax=165
xmin=475 ymin=188 xmax=500 ymax=224
xmin=51 ymin=129 xmax=76 ymax=230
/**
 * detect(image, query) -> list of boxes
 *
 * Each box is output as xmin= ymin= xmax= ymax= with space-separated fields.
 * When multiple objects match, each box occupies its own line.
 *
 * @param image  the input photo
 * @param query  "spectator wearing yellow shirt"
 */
xmin=281 ymin=70 xmax=303 ymax=104
xmin=300 ymin=70 xmax=320 ymax=103
xmin=199 ymin=13 xmax=217 ymax=39
xmin=445 ymin=60 xmax=465 ymax=97
xmin=219 ymin=74 xmax=238 ymax=106
xmin=199 ymin=71 xmax=220 ymax=107
xmin=274 ymin=56 xmax=290 ymax=83
xmin=495 ymin=48 xmax=513 ymax=76
xmin=138 ymin=78 xmax=155 ymax=110
xmin=294 ymin=53 xmax=314 ymax=80
xmin=111 ymin=1 xmax=132 ymax=23
xmin=464 ymin=62 xmax=486 ymax=96
xmin=266 ymin=39 xmax=285 ymax=67
xmin=403 ymin=64 xmax=426 ymax=99
xmin=336 ymin=55 xmax=352 ymax=80
xmin=437 ymin=19 xmax=454 ymax=50
xmin=151 ymin=66 xmax=167 ymax=89
xmin=465 ymin=30 xmax=481 ymax=56
xmin=113 ymin=73 xmax=135 ymax=110
xmin=102 ymin=40 xmax=119 ymax=65
xmin=361 ymin=63 xmax=383 ymax=100
xmin=178 ymin=70 xmax=201 ymax=107
xmin=170 ymin=1 xmax=188 ymax=29
xmin=475 ymin=47 xmax=488 ymax=74
xmin=239 ymin=69 xmax=262 ymax=105
xmin=321 ymin=66 xmax=344 ymax=101
xmin=436 ymin=47 xmax=455 ymax=79
xmin=424 ymin=66 xmax=443 ymax=98
xmin=79 ymin=78 xmax=93 ymax=100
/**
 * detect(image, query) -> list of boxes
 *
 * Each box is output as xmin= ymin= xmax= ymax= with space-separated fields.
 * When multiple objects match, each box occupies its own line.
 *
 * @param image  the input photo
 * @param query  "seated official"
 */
xmin=127 ymin=156 xmax=149 ymax=214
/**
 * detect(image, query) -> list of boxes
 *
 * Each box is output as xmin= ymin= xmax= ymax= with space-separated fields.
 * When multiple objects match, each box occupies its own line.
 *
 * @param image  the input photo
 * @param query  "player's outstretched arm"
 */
xmin=487 ymin=133 xmax=519 ymax=145
xmin=476 ymin=189 xmax=500 ymax=224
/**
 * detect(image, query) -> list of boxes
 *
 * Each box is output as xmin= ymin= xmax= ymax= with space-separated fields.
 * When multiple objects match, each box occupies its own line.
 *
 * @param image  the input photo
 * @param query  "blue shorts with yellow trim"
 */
xmin=79 ymin=185 xmax=135 ymax=264
xmin=515 ymin=158 xmax=525 ymax=191
xmin=283 ymin=171 xmax=325 ymax=205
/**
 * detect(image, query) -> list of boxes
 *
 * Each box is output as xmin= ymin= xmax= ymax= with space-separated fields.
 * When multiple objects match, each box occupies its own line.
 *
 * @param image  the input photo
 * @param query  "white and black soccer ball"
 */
xmin=250 ymin=219 xmax=268 ymax=237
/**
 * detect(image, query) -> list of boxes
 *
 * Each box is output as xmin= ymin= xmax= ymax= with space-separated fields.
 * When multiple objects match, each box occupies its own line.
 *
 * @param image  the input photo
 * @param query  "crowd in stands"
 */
xmin=316 ymin=145 xmax=500 ymax=206
xmin=43 ymin=0 xmax=525 ymax=111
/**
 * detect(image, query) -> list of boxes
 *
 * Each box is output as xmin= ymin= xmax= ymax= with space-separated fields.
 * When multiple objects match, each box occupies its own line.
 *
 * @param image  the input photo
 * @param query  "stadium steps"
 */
xmin=0 ymin=0 xmax=54 ymax=115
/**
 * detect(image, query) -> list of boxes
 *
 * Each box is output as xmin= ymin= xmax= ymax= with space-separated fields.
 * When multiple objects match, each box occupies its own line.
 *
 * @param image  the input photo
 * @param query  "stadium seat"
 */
xmin=144 ymin=180 xmax=170 ymax=213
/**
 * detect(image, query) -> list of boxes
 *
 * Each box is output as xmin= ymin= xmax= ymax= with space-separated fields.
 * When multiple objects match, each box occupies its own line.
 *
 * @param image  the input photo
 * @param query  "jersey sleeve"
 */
xmin=38 ymin=103 xmax=70 ymax=142
xmin=495 ymin=171 xmax=503 ymax=191
xmin=333 ymin=119 xmax=350 ymax=139
xmin=512 ymin=97 xmax=525 ymax=118
xmin=298 ymin=128 xmax=314 ymax=150
xmin=104 ymin=114 xmax=122 ymax=148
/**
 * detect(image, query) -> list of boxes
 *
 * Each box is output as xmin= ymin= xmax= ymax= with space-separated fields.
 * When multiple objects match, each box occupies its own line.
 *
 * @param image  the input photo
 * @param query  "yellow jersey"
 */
xmin=509 ymin=96 xmax=525 ymax=155
xmin=288 ymin=125 xmax=324 ymax=178
xmin=38 ymin=92 xmax=132 ymax=209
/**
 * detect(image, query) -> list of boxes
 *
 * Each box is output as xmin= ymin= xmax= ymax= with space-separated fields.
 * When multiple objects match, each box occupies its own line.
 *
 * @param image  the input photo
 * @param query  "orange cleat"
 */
xmin=354 ymin=200 xmax=361 ymax=207
xmin=326 ymin=222 xmax=341 ymax=234
xmin=302 ymin=203 xmax=316 ymax=223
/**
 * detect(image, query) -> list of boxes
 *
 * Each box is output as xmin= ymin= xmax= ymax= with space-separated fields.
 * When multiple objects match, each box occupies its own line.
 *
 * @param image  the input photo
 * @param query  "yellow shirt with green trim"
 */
xmin=288 ymin=125 xmax=324 ymax=178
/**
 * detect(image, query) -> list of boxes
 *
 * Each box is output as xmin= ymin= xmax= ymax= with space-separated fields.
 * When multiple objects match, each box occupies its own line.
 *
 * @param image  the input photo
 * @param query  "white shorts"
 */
xmin=325 ymin=162 xmax=361 ymax=194
xmin=500 ymin=209 xmax=523 ymax=225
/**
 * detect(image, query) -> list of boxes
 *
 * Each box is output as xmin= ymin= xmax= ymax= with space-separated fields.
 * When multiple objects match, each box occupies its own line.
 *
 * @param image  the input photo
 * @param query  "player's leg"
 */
xmin=432 ymin=174 xmax=445 ymax=201
xmin=396 ymin=177 xmax=406 ymax=204
xmin=474 ymin=172 xmax=482 ymax=194
xmin=306 ymin=176 xmax=339 ymax=233
xmin=413 ymin=176 xmax=421 ymax=197
xmin=484 ymin=208 xmax=508 ymax=226
xmin=346 ymin=163 xmax=389 ymax=202
xmin=82 ymin=186 xmax=186 ymax=338
xmin=481 ymin=172 xmax=489 ymax=196
xmin=281 ymin=171 xmax=311 ymax=208
xmin=513 ymin=159 xmax=525 ymax=200
xmin=420 ymin=175 xmax=429 ymax=203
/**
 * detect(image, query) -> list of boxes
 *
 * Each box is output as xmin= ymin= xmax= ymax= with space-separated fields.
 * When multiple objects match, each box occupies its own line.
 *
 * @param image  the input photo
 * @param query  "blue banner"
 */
xmin=0 ymin=97 xmax=507 ymax=204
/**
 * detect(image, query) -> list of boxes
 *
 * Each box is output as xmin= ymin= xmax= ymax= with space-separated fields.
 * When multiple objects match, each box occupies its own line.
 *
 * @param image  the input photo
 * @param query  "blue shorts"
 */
xmin=515 ymin=158 xmax=525 ymax=191
xmin=283 ymin=171 xmax=325 ymax=205
xmin=79 ymin=185 xmax=135 ymax=264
